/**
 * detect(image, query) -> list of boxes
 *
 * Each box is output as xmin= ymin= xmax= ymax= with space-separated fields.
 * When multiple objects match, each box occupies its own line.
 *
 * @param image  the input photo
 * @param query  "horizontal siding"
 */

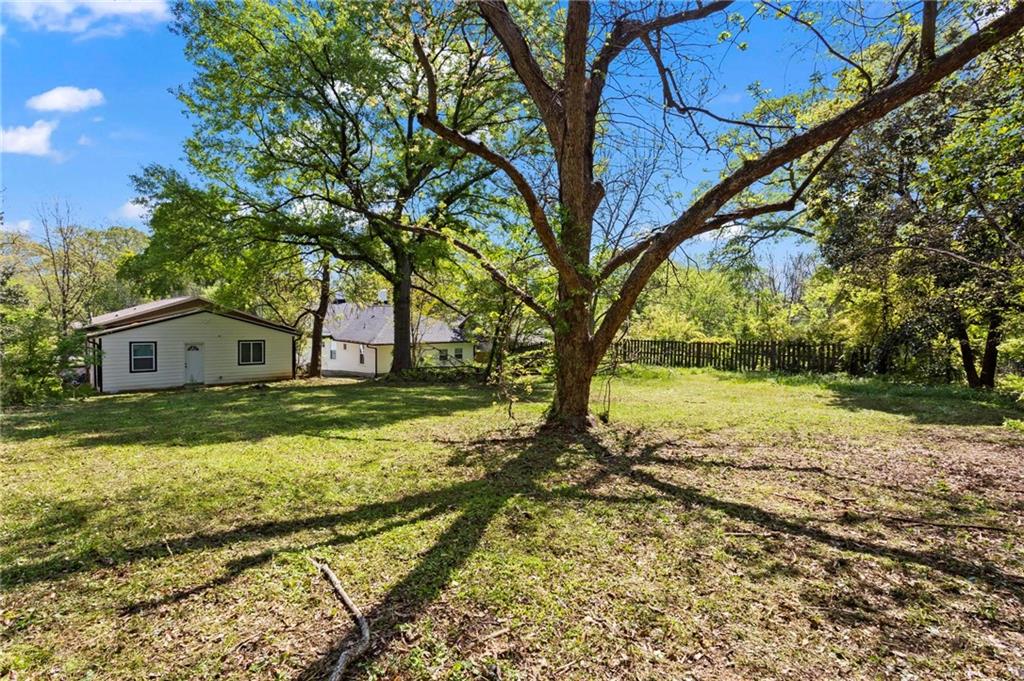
xmin=416 ymin=343 xmax=474 ymax=368
xmin=322 ymin=339 xmax=375 ymax=376
xmin=379 ymin=342 xmax=475 ymax=372
xmin=320 ymin=341 xmax=475 ymax=376
xmin=100 ymin=312 xmax=293 ymax=393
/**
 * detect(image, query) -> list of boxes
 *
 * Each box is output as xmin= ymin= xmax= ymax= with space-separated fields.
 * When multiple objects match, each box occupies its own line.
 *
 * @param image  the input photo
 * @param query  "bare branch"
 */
xmin=707 ymin=132 xmax=850 ymax=227
xmin=764 ymin=1 xmax=875 ymax=93
xmin=593 ymin=2 xmax=1024 ymax=357
xmin=589 ymin=0 xmax=734 ymax=111
xmin=307 ymin=557 xmax=370 ymax=681
xmin=640 ymin=32 xmax=793 ymax=136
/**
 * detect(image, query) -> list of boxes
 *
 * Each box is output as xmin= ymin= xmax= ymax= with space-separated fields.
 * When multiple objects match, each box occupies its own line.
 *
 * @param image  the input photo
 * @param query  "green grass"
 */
xmin=2 ymin=371 xmax=1023 ymax=679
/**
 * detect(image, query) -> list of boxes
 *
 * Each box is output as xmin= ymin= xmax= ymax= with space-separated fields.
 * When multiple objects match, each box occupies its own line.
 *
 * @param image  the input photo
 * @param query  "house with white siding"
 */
xmin=319 ymin=300 xmax=474 ymax=377
xmin=82 ymin=296 xmax=298 ymax=393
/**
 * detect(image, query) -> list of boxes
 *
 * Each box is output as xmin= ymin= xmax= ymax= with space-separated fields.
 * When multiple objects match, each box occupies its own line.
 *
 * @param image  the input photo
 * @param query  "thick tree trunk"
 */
xmin=978 ymin=313 xmax=1002 ymax=389
xmin=391 ymin=249 xmax=414 ymax=373
xmin=952 ymin=313 xmax=981 ymax=389
xmin=548 ymin=340 xmax=595 ymax=430
xmin=545 ymin=291 xmax=597 ymax=429
xmin=308 ymin=257 xmax=332 ymax=377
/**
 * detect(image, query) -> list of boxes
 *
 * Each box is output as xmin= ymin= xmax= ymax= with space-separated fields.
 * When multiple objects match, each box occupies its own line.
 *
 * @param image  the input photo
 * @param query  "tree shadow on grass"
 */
xmin=2 ymin=380 xmax=503 ymax=449
xmin=295 ymin=428 xmax=1024 ymax=678
xmin=8 ymin=426 xmax=1023 ymax=679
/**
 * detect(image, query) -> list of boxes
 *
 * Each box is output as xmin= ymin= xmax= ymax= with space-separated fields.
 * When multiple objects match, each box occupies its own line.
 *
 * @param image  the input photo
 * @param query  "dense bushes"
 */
xmin=1 ymin=309 xmax=91 ymax=406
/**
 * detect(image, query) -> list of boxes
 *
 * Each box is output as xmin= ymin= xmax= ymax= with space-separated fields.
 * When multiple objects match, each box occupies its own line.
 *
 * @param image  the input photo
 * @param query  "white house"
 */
xmin=319 ymin=301 xmax=474 ymax=377
xmin=83 ymin=296 xmax=299 ymax=393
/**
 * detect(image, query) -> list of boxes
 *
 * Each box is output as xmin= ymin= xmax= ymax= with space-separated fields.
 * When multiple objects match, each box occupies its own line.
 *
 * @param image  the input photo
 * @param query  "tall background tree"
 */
xmin=139 ymin=0 xmax=526 ymax=373
xmin=0 ymin=201 xmax=148 ymax=404
xmin=408 ymin=0 xmax=1024 ymax=427
xmin=805 ymin=36 xmax=1024 ymax=387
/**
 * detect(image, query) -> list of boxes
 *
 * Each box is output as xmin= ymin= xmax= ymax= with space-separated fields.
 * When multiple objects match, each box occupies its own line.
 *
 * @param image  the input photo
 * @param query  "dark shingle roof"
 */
xmin=83 ymin=296 xmax=298 ymax=335
xmin=87 ymin=295 xmax=197 ymax=327
xmin=324 ymin=303 xmax=464 ymax=345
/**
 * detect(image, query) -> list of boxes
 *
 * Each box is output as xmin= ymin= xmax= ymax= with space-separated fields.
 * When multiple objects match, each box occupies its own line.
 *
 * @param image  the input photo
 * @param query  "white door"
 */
xmin=185 ymin=343 xmax=204 ymax=384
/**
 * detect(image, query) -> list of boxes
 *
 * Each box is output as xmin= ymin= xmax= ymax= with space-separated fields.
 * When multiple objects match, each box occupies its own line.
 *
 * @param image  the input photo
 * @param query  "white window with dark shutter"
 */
xmin=129 ymin=342 xmax=157 ymax=373
xmin=238 ymin=340 xmax=265 ymax=365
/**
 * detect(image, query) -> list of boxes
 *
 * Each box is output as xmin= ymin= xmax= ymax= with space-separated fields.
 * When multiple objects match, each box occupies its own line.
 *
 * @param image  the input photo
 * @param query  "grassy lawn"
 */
xmin=3 ymin=369 xmax=1023 ymax=679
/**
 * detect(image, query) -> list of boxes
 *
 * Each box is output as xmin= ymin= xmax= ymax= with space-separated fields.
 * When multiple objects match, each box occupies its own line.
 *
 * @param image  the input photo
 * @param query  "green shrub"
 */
xmin=1 ymin=308 xmax=89 ymax=407
xmin=380 ymin=365 xmax=483 ymax=384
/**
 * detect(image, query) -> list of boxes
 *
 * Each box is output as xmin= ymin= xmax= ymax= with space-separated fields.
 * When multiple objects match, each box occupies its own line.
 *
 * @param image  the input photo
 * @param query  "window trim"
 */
xmin=129 ymin=341 xmax=158 ymax=373
xmin=454 ymin=347 xmax=464 ymax=361
xmin=237 ymin=339 xmax=266 ymax=366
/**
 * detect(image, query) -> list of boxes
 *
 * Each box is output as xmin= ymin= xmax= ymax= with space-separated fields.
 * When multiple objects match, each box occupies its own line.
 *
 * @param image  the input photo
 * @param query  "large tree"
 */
xmin=408 ymin=1 xmax=1024 ymax=427
xmin=169 ymin=0 xmax=523 ymax=372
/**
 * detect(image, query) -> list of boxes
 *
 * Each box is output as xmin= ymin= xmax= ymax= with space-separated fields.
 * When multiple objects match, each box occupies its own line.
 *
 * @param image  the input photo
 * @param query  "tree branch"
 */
xmin=599 ymin=134 xmax=843 ymax=282
xmin=764 ymin=1 xmax=874 ymax=93
xmin=589 ymin=0 xmax=734 ymax=111
xmin=411 ymin=283 xmax=467 ymax=317
xmin=706 ymin=132 xmax=850 ymax=228
xmin=592 ymin=2 xmax=1024 ymax=357
xmin=412 ymin=34 xmax=588 ymax=293
xmin=640 ymin=32 xmax=792 ymax=135
xmin=475 ymin=0 xmax=564 ymax=146
xmin=919 ymin=1 xmax=939 ymax=68
xmin=402 ymin=223 xmax=553 ymax=325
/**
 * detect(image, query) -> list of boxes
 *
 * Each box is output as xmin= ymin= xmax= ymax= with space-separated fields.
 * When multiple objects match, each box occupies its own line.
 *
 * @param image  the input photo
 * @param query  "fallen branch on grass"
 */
xmin=307 ymin=557 xmax=370 ymax=681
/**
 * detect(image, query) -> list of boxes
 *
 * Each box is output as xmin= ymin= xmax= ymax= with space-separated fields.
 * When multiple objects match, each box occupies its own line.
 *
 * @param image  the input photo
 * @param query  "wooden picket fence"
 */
xmin=615 ymin=339 xmax=873 ymax=374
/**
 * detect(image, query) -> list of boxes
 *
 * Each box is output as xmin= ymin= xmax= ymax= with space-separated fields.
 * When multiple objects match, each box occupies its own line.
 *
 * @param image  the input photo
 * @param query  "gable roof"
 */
xmin=86 ymin=295 xmax=199 ymax=328
xmin=84 ymin=296 xmax=299 ymax=337
xmin=324 ymin=303 xmax=465 ymax=345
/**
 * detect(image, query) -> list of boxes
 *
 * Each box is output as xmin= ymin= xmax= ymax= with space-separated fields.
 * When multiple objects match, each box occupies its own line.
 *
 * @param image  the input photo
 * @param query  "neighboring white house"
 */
xmin=319 ymin=300 xmax=474 ymax=377
xmin=82 ymin=296 xmax=299 ymax=393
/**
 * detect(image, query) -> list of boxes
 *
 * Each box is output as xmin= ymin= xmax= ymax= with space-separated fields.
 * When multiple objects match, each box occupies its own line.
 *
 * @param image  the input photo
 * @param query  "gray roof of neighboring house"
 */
xmin=323 ymin=303 xmax=466 ymax=345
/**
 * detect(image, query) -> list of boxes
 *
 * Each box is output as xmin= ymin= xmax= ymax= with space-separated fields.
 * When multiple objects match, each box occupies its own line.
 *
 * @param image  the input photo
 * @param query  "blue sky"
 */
xmin=2 ymin=1 xmax=190 ymax=237
xmin=1 ymin=1 xmax=825 ymax=260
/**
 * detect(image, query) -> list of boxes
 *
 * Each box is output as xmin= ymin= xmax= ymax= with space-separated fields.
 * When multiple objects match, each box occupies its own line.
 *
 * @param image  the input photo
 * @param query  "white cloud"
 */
xmin=116 ymin=200 xmax=149 ymax=221
xmin=696 ymin=222 xmax=746 ymax=242
xmin=77 ymin=134 xmax=94 ymax=146
xmin=712 ymin=92 xmax=745 ymax=105
xmin=1 ymin=120 xmax=58 ymax=156
xmin=27 ymin=86 xmax=105 ymax=112
xmin=1 ymin=219 xmax=33 ymax=234
xmin=2 ymin=1 xmax=170 ymax=37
